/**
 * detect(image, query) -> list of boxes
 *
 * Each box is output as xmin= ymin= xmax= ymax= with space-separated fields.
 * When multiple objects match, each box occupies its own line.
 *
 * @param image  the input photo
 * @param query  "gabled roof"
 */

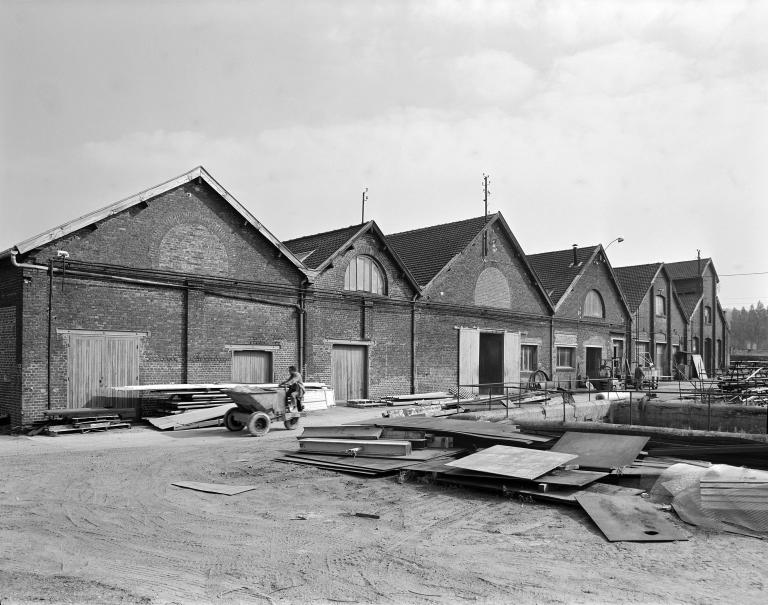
xmin=665 ymin=258 xmax=717 ymax=282
xmin=284 ymin=221 xmax=422 ymax=293
xmin=4 ymin=166 xmax=310 ymax=276
xmin=284 ymin=224 xmax=367 ymax=270
xmin=614 ymin=263 xmax=663 ymax=313
xmin=387 ymin=215 xmax=490 ymax=287
xmin=677 ymin=292 xmax=702 ymax=319
xmin=527 ymin=245 xmax=600 ymax=307
xmin=386 ymin=213 xmax=552 ymax=309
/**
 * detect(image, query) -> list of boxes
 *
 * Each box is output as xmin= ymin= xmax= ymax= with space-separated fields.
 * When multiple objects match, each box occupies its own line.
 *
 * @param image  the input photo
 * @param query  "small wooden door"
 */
xmin=332 ymin=345 xmax=367 ymax=401
xmin=232 ymin=350 xmax=272 ymax=383
xmin=68 ymin=332 xmax=140 ymax=408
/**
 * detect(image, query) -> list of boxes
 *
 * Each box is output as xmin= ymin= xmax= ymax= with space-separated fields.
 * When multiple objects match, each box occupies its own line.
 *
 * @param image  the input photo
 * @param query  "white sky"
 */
xmin=1 ymin=0 xmax=766 ymax=309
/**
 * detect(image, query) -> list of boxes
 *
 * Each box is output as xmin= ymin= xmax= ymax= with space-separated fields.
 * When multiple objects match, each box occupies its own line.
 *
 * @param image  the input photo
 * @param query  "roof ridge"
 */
xmin=388 ymin=213 xmax=494 ymax=238
xmin=284 ymin=223 xmax=366 ymax=246
xmin=527 ymin=244 xmax=599 ymax=258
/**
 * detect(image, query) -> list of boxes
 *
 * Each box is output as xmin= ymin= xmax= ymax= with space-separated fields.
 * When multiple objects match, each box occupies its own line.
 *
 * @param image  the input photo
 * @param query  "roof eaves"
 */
xmin=312 ymin=222 xmax=374 ymax=274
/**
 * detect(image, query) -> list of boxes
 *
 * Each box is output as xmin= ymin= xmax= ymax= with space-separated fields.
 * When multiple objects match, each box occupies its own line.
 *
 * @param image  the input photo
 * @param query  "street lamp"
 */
xmin=604 ymin=237 xmax=624 ymax=251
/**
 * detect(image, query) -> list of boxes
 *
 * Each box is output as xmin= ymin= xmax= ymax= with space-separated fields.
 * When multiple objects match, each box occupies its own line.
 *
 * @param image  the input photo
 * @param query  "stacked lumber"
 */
xmin=40 ymin=409 xmax=132 ymax=436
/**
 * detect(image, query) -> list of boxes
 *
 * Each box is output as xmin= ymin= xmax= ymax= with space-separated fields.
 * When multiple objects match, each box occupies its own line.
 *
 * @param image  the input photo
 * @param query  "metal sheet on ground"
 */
xmin=535 ymin=469 xmax=609 ymax=487
xmin=575 ymin=492 xmax=689 ymax=542
xmin=172 ymin=482 xmax=257 ymax=496
xmin=445 ymin=445 xmax=577 ymax=480
xmin=298 ymin=438 xmax=411 ymax=456
xmin=549 ymin=432 xmax=650 ymax=469
xmin=280 ymin=452 xmax=456 ymax=472
xmin=299 ymin=426 xmax=383 ymax=440
xmin=372 ymin=418 xmax=552 ymax=443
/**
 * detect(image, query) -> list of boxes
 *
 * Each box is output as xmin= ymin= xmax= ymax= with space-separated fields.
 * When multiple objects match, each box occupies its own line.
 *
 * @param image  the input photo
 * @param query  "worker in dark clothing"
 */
xmin=279 ymin=365 xmax=305 ymax=412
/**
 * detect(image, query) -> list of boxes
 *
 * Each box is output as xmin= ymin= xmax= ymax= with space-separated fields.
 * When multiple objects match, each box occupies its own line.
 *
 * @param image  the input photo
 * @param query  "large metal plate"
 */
xmin=550 ymin=432 xmax=650 ymax=469
xmin=445 ymin=445 xmax=577 ymax=480
xmin=535 ymin=469 xmax=608 ymax=487
xmin=575 ymin=492 xmax=689 ymax=542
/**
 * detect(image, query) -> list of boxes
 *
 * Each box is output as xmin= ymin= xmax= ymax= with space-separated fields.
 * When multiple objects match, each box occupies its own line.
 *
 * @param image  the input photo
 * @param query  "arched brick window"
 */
xmin=583 ymin=290 xmax=605 ymax=318
xmin=344 ymin=255 xmax=386 ymax=295
xmin=474 ymin=267 xmax=511 ymax=308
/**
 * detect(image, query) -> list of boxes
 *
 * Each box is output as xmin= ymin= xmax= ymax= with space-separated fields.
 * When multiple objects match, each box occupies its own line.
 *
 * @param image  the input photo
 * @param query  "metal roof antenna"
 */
xmin=482 ymin=173 xmax=491 ymax=258
xmin=361 ymin=188 xmax=368 ymax=224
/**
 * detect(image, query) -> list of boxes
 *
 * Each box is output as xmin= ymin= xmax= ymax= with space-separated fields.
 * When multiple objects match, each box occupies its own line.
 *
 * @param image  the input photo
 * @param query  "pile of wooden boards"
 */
xmin=35 ymin=409 xmax=132 ymax=436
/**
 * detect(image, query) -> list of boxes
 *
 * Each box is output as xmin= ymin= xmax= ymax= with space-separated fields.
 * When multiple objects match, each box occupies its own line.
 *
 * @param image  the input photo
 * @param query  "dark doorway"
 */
xmin=586 ymin=347 xmax=603 ymax=379
xmin=704 ymin=338 xmax=713 ymax=376
xmin=479 ymin=333 xmax=504 ymax=394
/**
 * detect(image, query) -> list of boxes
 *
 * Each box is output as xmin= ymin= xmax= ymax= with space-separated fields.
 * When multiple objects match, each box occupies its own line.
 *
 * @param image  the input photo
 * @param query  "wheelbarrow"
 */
xmin=221 ymin=386 xmax=304 ymax=436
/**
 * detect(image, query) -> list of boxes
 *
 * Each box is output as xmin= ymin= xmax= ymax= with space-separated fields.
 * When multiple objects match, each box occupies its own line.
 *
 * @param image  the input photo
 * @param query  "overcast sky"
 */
xmin=1 ymin=0 xmax=766 ymax=308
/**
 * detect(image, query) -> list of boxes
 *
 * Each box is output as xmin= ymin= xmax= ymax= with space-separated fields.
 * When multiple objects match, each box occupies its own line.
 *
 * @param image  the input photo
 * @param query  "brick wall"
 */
xmin=0 ymin=263 xmax=21 ymax=425
xmin=425 ymin=222 xmax=549 ymax=315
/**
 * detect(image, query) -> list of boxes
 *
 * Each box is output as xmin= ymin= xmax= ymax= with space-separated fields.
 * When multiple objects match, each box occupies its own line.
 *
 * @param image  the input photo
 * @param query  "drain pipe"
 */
xmin=410 ymin=295 xmax=418 ymax=394
xmin=47 ymin=259 xmax=53 ymax=410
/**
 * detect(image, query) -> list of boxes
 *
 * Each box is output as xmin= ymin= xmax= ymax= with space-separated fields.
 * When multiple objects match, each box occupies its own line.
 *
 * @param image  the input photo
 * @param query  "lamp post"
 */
xmin=604 ymin=237 xmax=624 ymax=251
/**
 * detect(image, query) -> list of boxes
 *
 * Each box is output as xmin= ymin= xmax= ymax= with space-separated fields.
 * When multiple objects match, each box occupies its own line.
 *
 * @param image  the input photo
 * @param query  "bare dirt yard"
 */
xmin=1 ymin=405 xmax=765 ymax=605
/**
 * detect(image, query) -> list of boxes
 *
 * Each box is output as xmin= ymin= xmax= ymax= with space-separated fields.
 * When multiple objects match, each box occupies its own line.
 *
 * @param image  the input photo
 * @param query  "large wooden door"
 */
xmin=232 ymin=350 xmax=272 ymax=383
xmin=458 ymin=328 xmax=480 ymax=396
xmin=332 ymin=345 xmax=367 ymax=401
xmin=68 ymin=332 xmax=140 ymax=408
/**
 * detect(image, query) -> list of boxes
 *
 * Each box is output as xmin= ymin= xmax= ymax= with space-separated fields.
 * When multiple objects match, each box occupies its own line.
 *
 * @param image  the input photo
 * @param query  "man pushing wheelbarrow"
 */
xmin=222 ymin=365 xmax=306 ymax=437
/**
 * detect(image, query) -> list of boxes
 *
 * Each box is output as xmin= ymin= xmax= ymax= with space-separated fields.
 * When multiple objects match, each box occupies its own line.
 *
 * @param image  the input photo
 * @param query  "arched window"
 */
xmin=474 ymin=267 xmax=511 ymax=308
xmin=655 ymin=294 xmax=666 ymax=317
xmin=583 ymin=290 xmax=605 ymax=318
xmin=692 ymin=337 xmax=699 ymax=354
xmin=344 ymin=255 xmax=386 ymax=295
xmin=704 ymin=306 xmax=712 ymax=324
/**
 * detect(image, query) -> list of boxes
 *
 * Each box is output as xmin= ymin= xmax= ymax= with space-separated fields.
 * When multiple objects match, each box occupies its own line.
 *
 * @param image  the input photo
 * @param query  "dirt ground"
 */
xmin=1 ymin=405 xmax=765 ymax=605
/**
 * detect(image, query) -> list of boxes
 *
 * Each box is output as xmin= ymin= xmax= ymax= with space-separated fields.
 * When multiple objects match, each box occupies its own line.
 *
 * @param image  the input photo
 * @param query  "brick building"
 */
xmin=387 ymin=214 xmax=553 ymax=396
xmin=614 ymin=263 xmax=688 ymax=377
xmin=527 ymin=245 xmax=631 ymax=387
xmin=665 ymin=258 xmax=729 ymax=375
xmin=1 ymin=165 xmax=731 ymax=428
xmin=0 ymin=167 xmax=309 ymax=427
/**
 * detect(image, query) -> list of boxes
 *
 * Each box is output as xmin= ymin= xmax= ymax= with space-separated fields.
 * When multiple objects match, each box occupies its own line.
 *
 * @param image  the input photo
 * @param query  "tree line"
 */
xmin=728 ymin=301 xmax=768 ymax=351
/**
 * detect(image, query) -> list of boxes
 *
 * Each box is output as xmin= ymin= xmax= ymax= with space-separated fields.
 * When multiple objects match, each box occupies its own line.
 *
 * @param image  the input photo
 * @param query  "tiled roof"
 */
xmin=387 ymin=215 xmax=491 ymax=287
xmin=283 ymin=224 xmax=366 ymax=269
xmin=677 ymin=292 xmax=701 ymax=319
xmin=614 ymin=263 xmax=663 ymax=313
xmin=665 ymin=258 xmax=712 ymax=281
xmin=526 ymin=246 xmax=599 ymax=305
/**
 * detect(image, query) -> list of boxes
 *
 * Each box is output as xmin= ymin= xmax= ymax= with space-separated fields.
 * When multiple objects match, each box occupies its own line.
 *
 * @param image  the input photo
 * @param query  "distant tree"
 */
xmin=730 ymin=301 xmax=768 ymax=350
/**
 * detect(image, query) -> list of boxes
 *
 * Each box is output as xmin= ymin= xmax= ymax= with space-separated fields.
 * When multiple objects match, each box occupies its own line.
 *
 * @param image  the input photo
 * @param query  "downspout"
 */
xmin=549 ymin=315 xmax=555 ymax=386
xmin=298 ymin=285 xmax=306 ymax=376
xmin=47 ymin=259 xmax=53 ymax=410
xmin=411 ymin=297 xmax=416 ymax=394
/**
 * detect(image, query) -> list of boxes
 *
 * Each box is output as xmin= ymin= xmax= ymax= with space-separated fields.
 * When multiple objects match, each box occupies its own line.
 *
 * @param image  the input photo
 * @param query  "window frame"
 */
xmin=704 ymin=306 xmax=712 ymax=324
xmin=521 ymin=344 xmax=538 ymax=372
xmin=583 ymin=289 xmax=605 ymax=318
xmin=556 ymin=346 xmax=575 ymax=369
xmin=655 ymin=294 xmax=666 ymax=317
xmin=343 ymin=254 xmax=387 ymax=296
